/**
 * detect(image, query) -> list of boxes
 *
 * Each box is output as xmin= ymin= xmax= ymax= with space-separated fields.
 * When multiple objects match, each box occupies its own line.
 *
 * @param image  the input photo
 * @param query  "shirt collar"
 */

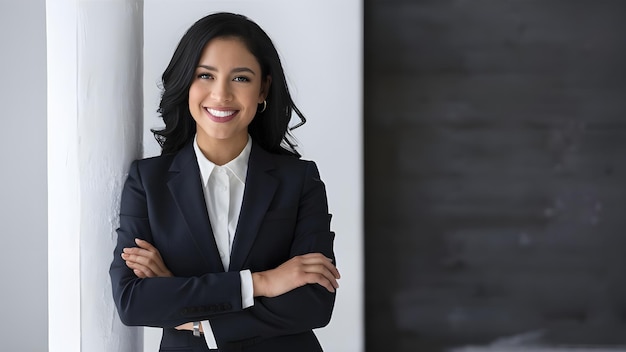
xmin=193 ymin=135 xmax=252 ymax=186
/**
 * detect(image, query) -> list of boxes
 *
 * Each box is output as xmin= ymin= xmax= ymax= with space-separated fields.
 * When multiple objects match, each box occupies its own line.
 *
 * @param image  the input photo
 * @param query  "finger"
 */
xmin=175 ymin=323 xmax=193 ymax=331
xmin=303 ymin=264 xmax=339 ymax=289
xmin=298 ymin=253 xmax=329 ymax=261
xmin=122 ymin=251 xmax=151 ymax=265
xmin=123 ymin=252 xmax=170 ymax=277
xmin=299 ymin=257 xmax=340 ymax=279
xmin=304 ymin=272 xmax=336 ymax=293
xmin=135 ymin=238 xmax=157 ymax=251
xmin=298 ymin=253 xmax=336 ymax=266
xmin=316 ymin=262 xmax=340 ymax=280
xmin=122 ymin=248 xmax=152 ymax=265
xmin=286 ymin=261 xmax=338 ymax=289
xmin=124 ymin=246 xmax=164 ymax=267
xmin=123 ymin=247 xmax=155 ymax=257
xmin=122 ymin=250 xmax=161 ymax=268
xmin=125 ymin=259 xmax=153 ymax=276
xmin=125 ymin=260 xmax=156 ymax=278
xmin=133 ymin=269 xmax=148 ymax=279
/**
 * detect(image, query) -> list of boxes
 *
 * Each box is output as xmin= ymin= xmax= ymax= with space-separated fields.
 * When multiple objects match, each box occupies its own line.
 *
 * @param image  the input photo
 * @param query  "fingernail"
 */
xmin=135 ymin=238 xmax=141 ymax=243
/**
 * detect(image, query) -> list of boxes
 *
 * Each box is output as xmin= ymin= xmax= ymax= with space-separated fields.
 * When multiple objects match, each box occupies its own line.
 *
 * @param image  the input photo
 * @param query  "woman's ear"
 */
xmin=260 ymin=75 xmax=272 ymax=102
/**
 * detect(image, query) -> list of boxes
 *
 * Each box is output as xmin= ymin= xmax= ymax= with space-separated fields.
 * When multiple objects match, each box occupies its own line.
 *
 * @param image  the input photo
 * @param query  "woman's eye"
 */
xmin=197 ymin=73 xmax=212 ymax=79
xmin=233 ymin=76 xmax=250 ymax=82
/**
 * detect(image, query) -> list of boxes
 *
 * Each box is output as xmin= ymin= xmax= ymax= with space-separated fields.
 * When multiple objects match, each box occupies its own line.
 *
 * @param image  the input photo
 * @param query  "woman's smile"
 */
xmin=205 ymin=107 xmax=239 ymax=122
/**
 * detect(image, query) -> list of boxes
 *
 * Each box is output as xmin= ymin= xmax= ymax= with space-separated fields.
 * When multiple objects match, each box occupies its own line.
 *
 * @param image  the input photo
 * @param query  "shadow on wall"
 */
xmin=365 ymin=0 xmax=626 ymax=351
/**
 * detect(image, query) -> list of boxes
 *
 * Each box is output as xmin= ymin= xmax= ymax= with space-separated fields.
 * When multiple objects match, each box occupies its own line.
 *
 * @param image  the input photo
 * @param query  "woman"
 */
xmin=109 ymin=12 xmax=339 ymax=352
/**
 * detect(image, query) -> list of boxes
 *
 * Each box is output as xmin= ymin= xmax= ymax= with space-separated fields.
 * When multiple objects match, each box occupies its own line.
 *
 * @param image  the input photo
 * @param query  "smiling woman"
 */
xmin=109 ymin=12 xmax=339 ymax=352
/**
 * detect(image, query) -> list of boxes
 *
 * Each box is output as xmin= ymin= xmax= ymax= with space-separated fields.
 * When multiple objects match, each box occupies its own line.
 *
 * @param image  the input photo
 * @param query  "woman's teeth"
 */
xmin=206 ymin=108 xmax=236 ymax=117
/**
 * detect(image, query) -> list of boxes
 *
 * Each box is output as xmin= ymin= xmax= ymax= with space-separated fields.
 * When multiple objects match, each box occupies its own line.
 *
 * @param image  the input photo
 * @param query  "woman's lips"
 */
xmin=205 ymin=107 xmax=238 ymax=123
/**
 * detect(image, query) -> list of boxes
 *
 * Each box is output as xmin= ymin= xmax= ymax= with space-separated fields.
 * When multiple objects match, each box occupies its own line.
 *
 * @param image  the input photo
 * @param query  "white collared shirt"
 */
xmin=193 ymin=135 xmax=255 ymax=349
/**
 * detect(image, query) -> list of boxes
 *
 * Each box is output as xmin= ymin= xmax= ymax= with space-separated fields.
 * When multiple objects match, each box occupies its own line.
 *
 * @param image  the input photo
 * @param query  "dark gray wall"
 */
xmin=0 ymin=0 xmax=48 ymax=350
xmin=365 ymin=1 xmax=626 ymax=351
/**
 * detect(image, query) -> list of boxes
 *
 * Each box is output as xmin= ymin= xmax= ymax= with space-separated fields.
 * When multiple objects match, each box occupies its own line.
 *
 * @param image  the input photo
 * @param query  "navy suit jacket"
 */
xmin=109 ymin=141 xmax=336 ymax=352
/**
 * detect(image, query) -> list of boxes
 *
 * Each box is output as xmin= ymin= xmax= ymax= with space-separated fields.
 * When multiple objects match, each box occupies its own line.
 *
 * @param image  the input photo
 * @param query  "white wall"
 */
xmin=143 ymin=1 xmax=363 ymax=351
xmin=0 ymin=0 xmax=48 ymax=350
xmin=47 ymin=0 xmax=144 ymax=351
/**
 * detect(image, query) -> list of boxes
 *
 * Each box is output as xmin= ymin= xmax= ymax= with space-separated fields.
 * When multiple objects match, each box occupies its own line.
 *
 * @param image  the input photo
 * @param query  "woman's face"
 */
xmin=188 ymin=37 xmax=269 ymax=147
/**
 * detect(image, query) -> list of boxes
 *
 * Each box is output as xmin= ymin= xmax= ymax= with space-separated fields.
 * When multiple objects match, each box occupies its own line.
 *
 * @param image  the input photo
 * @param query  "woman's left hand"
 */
xmin=121 ymin=238 xmax=173 ymax=278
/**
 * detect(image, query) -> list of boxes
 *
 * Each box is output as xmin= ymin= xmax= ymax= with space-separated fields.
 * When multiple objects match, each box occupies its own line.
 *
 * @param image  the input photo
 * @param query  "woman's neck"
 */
xmin=196 ymin=134 xmax=248 ymax=166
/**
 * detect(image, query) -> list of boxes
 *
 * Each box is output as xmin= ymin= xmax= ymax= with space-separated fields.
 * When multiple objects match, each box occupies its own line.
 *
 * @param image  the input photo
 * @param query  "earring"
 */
xmin=258 ymin=100 xmax=267 ymax=113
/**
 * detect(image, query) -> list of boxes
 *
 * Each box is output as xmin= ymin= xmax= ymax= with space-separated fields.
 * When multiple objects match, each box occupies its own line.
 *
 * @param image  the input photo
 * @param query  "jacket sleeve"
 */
xmin=109 ymin=160 xmax=244 ymax=328
xmin=209 ymin=161 xmax=337 ymax=343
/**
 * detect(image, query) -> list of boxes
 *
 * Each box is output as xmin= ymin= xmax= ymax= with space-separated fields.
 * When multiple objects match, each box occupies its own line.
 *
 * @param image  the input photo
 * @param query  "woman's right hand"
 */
xmin=252 ymin=253 xmax=340 ymax=297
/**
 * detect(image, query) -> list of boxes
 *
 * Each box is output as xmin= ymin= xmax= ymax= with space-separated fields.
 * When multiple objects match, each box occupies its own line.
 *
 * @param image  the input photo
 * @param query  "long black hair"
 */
xmin=152 ymin=12 xmax=306 ymax=157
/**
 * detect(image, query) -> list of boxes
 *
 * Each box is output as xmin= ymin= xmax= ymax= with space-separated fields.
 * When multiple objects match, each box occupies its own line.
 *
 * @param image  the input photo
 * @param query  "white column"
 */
xmin=47 ymin=0 xmax=144 ymax=351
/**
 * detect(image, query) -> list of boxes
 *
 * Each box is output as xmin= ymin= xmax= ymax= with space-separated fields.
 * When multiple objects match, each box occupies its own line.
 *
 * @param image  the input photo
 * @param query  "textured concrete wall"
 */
xmin=364 ymin=1 xmax=626 ymax=351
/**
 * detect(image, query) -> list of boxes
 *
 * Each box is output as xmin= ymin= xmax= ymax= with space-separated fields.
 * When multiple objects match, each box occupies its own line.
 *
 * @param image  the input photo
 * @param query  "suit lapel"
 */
xmin=167 ymin=142 xmax=224 ymax=271
xmin=229 ymin=144 xmax=278 ymax=271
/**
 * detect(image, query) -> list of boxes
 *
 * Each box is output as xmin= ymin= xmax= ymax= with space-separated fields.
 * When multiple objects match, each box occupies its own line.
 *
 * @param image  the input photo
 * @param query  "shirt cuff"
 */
xmin=240 ymin=269 xmax=254 ymax=308
xmin=201 ymin=271 xmax=253 ymax=349
xmin=200 ymin=320 xmax=218 ymax=349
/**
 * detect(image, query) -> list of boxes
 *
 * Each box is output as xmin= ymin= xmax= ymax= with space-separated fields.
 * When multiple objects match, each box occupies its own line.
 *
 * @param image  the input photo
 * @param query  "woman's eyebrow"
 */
xmin=197 ymin=65 xmax=256 ymax=75
xmin=232 ymin=67 xmax=256 ymax=75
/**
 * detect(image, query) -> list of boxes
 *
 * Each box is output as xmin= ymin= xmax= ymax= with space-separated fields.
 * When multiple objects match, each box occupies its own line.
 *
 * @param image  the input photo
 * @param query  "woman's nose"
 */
xmin=210 ymin=80 xmax=233 ymax=102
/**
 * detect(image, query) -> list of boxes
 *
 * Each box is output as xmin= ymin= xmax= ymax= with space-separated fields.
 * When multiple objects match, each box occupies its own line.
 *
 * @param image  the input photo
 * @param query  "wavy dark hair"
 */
xmin=152 ymin=12 xmax=306 ymax=157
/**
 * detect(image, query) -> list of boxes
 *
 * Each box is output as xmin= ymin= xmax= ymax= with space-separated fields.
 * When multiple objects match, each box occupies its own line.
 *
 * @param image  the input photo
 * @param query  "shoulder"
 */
xmin=271 ymin=152 xmax=314 ymax=168
xmin=132 ymin=142 xmax=195 ymax=176
xmin=134 ymin=152 xmax=177 ymax=166
xmin=132 ymin=153 xmax=176 ymax=174
xmin=254 ymin=144 xmax=319 ymax=175
xmin=127 ymin=146 xmax=194 ymax=188
xmin=260 ymin=151 xmax=324 ymax=188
